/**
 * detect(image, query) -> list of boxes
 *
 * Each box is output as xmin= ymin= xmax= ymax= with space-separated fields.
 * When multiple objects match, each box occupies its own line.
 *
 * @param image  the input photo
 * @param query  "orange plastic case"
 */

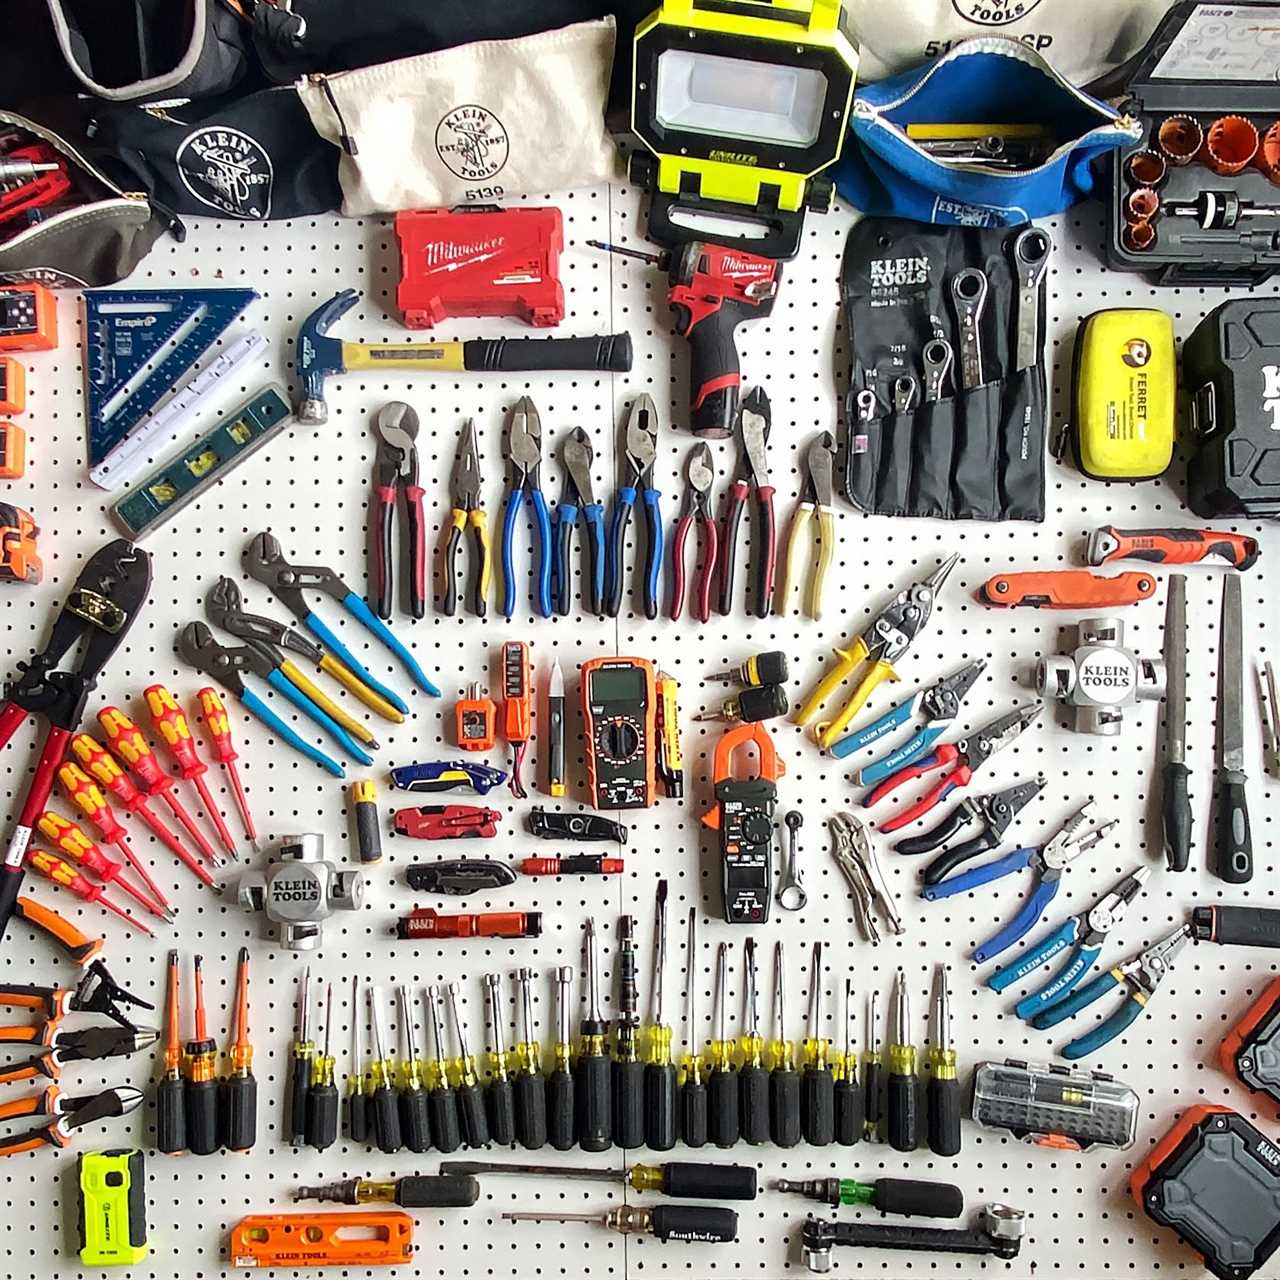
xmin=229 ymin=1211 xmax=413 ymax=1268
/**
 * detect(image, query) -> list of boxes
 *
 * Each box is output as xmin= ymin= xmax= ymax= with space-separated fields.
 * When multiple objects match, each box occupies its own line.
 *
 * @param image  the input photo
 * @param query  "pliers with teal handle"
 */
xmin=501 ymin=395 xmax=553 ymax=619
xmin=987 ymin=865 xmax=1152 ymax=1020
xmin=605 ymin=393 xmax=663 ymax=619
xmin=1029 ymin=923 xmax=1192 ymax=1060
xmin=555 ymin=427 xmax=606 ymax=616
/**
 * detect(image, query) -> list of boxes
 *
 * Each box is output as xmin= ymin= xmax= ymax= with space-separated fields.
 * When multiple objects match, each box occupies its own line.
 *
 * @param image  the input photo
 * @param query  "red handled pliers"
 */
xmin=373 ymin=401 xmax=426 ymax=620
xmin=670 ymin=443 xmax=718 ymax=623
xmin=718 ymin=387 xmax=775 ymax=619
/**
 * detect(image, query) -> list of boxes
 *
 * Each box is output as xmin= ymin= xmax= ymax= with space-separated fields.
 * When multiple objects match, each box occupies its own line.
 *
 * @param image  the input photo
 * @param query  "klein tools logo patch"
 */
xmin=869 ymin=256 xmax=929 ymax=288
xmin=176 ymin=126 xmax=273 ymax=220
xmin=435 ymin=105 xmax=510 ymax=182
xmin=951 ymin=0 xmax=1044 ymax=26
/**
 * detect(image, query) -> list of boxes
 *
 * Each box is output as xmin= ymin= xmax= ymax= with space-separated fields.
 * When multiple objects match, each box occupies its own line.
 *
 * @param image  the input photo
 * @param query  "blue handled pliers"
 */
xmin=1029 ymin=923 xmax=1191 ymax=1060
xmin=554 ymin=427 xmax=605 ymax=617
xmin=987 ymin=864 xmax=1152 ymax=1020
xmin=605 ymin=393 xmax=663 ymax=620
xmin=501 ymin=395 xmax=553 ymax=619
xmin=828 ymin=658 xmax=986 ymax=782
xmin=245 ymin=532 xmax=439 ymax=704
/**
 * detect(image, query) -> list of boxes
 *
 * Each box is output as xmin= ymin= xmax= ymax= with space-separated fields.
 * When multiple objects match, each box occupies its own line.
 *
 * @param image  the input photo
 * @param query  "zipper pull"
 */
xmin=310 ymin=74 xmax=358 ymax=156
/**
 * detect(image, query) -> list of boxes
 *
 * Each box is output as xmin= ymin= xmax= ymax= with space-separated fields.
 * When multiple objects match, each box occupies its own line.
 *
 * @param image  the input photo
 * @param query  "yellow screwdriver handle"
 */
xmin=793 ymin=636 xmax=870 ymax=728
xmin=816 ymin=658 xmax=899 ymax=749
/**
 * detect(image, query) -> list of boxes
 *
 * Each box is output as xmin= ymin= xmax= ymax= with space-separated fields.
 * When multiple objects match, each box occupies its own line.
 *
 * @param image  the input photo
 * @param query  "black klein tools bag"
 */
xmin=841 ymin=218 xmax=1048 ymax=522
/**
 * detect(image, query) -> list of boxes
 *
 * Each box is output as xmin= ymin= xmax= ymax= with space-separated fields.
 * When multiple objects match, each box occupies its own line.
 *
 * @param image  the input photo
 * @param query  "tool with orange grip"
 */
xmin=26 ymin=848 xmax=153 ymax=936
xmin=980 ymin=570 xmax=1156 ymax=608
xmin=197 ymin=688 xmax=258 ymax=848
xmin=185 ymin=954 xmax=219 ymax=1155
xmin=156 ymin=949 xmax=186 ymax=1155
xmin=0 ymin=1084 xmax=143 ymax=1158
xmin=13 ymin=897 xmax=101 ymax=965
xmin=1086 ymin=526 xmax=1260 ymax=571
xmin=37 ymin=812 xmax=170 ymax=922
xmin=144 ymin=684 xmax=238 ymax=859
xmin=70 ymin=734 xmax=214 ymax=889
xmin=229 ymin=1211 xmax=415 ymax=1267
xmin=501 ymin=641 xmax=532 ymax=799
xmin=0 ymin=503 xmax=39 ymax=580
xmin=395 ymin=908 xmax=542 ymax=940
xmin=0 ymin=1015 xmax=157 ymax=1085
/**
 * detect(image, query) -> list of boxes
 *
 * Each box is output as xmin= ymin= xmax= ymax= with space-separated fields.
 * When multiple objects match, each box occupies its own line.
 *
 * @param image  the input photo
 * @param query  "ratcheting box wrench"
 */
xmin=949 ymin=270 xmax=988 ymax=389
xmin=1010 ymin=227 xmax=1051 ymax=371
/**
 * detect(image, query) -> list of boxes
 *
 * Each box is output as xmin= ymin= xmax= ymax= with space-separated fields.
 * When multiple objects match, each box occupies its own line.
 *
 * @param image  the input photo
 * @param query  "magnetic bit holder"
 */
xmin=235 ymin=833 xmax=364 ymax=950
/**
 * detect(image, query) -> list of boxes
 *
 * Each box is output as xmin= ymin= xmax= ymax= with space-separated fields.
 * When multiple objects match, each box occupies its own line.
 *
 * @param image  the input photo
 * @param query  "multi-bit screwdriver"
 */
xmin=888 ymin=970 xmax=920 ymax=1152
xmin=801 ymin=941 xmax=835 ymax=1147
xmin=442 ymin=1158 xmax=758 ymax=1199
xmin=425 ymin=984 xmax=462 ymax=1153
xmin=397 ymin=984 xmax=430 ymax=1153
xmin=368 ymin=986 xmax=403 ymax=1154
xmin=774 ymin=1175 xmax=964 ymax=1218
xmin=185 ymin=954 xmax=219 ymax=1155
xmin=677 ymin=908 xmax=708 ymax=1148
xmin=575 ymin=920 xmax=612 ymax=1152
xmin=223 ymin=946 xmax=257 ymax=1152
xmin=768 ymin=940 xmax=801 ymax=1148
xmin=445 ymin=981 xmax=490 ymax=1148
xmin=289 ymin=966 xmax=314 ymax=1147
xmin=512 ymin=967 xmax=547 ymax=1150
xmin=296 ymin=1174 xmax=480 ymax=1208
xmin=739 ymin=938 xmax=769 ymax=1144
xmin=707 ymin=941 xmax=740 ymax=1149
xmin=863 ymin=990 xmax=882 ymax=1141
xmin=156 ymin=949 xmax=186 ymax=1154
xmin=503 ymin=1205 xmax=739 ymax=1244
xmin=928 ymin=966 xmax=961 ymax=1157
xmin=613 ymin=915 xmax=645 ymax=1149
xmin=482 ymin=974 xmax=515 ymax=1147
xmin=547 ymin=965 xmax=576 ymax=1151
xmin=834 ymin=978 xmax=863 ymax=1147
xmin=346 ymin=974 xmax=368 ymax=1145
xmin=306 ymin=981 xmax=338 ymax=1151
xmin=643 ymin=881 xmax=677 ymax=1151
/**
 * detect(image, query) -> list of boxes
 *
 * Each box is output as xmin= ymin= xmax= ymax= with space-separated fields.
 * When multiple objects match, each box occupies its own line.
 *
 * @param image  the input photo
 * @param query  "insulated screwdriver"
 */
xmin=768 ymin=940 xmax=801 ymax=1148
xmin=424 ymin=984 xmax=462 ymax=1153
xmin=512 ymin=967 xmax=547 ymax=1150
xmin=706 ymin=651 xmax=789 ymax=687
xmin=613 ymin=915 xmax=645 ymax=1149
xmin=888 ymin=970 xmax=920 ymax=1152
xmin=643 ymin=880 xmax=677 ymax=1151
xmin=25 ymin=848 xmax=152 ymax=936
xmin=739 ymin=938 xmax=770 ymax=1144
xmin=863 ymin=990 xmax=882 ymax=1141
xmin=397 ymin=983 xmax=431 ymax=1153
xmin=367 ymin=987 xmax=403 ymax=1154
xmin=801 ymin=940 xmax=835 ymax=1146
xmin=185 ymin=954 xmax=219 ymax=1155
xmin=503 ymin=1205 xmax=738 ymax=1244
xmin=346 ymin=974 xmax=368 ymax=1145
xmin=442 ymin=1158 xmax=758 ymax=1200
xmin=36 ymin=811 xmax=170 ymax=921
xmin=774 ymin=1175 xmax=964 ymax=1218
xmin=157 ymin=949 xmax=186 ymax=1155
xmin=834 ymin=978 xmax=863 ymax=1147
xmin=707 ymin=941 xmax=740 ymax=1149
xmin=306 ymin=980 xmax=338 ymax=1152
xmin=678 ymin=908 xmax=708 ymax=1148
xmin=296 ymin=1174 xmax=480 ymax=1208
xmin=927 ymin=966 xmax=961 ymax=1157
xmin=288 ymin=967 xmax=314 ymax=1147
xmin=575 ymin=919 xmax=612 ymax=1152
xmin=547 ymin=965 xmax=576 ymax=1151
xmin=223 ymin=946 xmax=257 ymax=1153
xmin=197 ymin=687 xmax=258 ymax=849
xmin=445 ymin=980 xmax=490 ymax=1148
xmin=482 ymin=973 xmax=516 ymax=1147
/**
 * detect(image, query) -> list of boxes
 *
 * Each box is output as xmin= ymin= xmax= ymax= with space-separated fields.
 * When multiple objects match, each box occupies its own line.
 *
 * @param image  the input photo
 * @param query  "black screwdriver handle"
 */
xmin=679 ymin=1078 xmax=708 ymax=1149
xmin=887 ymin=1072 xmax=919 ymax=1152
xmin=650 ymin=1204 xmax=738 ymax=1244
xmin=457 ymin=1083 xmax=490 ymax=1149
xmin=371 ymin=1083 xmax=403 ymax=1154
xmin=613 ymin=1059 xmax=646 ymax=1149
xmin=486 ymin=1078 xmax=516 ymax=1148
xmin=927 ymin=1076 xmax=962 ymax=1158
xmin=873 ymin=1178 xmax=964 ymax=1219
xmin=739 ymin=1064 xmax=770 ymax=1145
xmin=575 ymin=1052 xmax=613 ymax=1152
xmin=769 ymin=1067 xmax=801 ymax=1148
xmin=834 ymin=1076 xmax=863 ymax=1147
xmin=288 ymin=1054 xmax=310 ymax=1146
xmin=1214 ymin=769 xmax=1253 ymax=884
xmin=429 ymin=1087 xmax=462 ymax=1154
xmin=400 ymin=1086 xmax=432 ymax=1154
xmin=157 ymin=1076 xmax=187 ymax=1154
xmin=663 ymin=1162 xmax=757 ymax=1201
xmin=398 ymin=1175 xmax=480 ymax=1208
xmin=1162 ymin=760 xmax=1192 ymax=872
xmin=546 ymin=1069 xmax=576 ymax=1151
xmin=186 ymin=1077 xmax=219 ymax=1156
xmin=462 ymin=333 xmax=633 ymax=374
xmin=1193 ymin=905 xmax=1280 ymax=948
xmin=347 ymin=1088 xmax=369 ymax=1145
xmin=708 ymin=1068 xmax=740 ymax=1149
xmin=644 ymin=1062 xmax=678 ymax=1152
xmin=515 ymin=1072 xmax=548 ymax=1151
xmin=863 ymin=1059 xmax=883 ymax=1140
xmin=801 ymin=1067 xmax=835 ymax=1147
xmin=305 ymin=1081 xmax=337 ymax=1152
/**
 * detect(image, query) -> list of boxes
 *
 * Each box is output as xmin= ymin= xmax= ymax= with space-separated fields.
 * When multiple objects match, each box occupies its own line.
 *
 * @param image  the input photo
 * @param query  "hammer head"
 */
xmin=295 ymin=289 xmax=359 ymax=425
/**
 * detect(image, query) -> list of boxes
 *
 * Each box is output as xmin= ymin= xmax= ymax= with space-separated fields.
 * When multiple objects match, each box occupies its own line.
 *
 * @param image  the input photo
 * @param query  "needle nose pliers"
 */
xmin=718 ymin=387 xmax=775 ymax=619
xmin=605 ymin=394 xmax=663 ymax=619
xmin=778 ymin=431 xmax=837 ymax=620
xmin=501 ymin=396 xmax=552 ymax=619
xmin=441 ymin=421 xmax=491 ymax=618
xmin=554 ymin=427 xmax=605 ymax=617
xmin=372 ymin=401 xmax=426 ymax=620
xmin=670 ymin=443 xmax=718 ymax=623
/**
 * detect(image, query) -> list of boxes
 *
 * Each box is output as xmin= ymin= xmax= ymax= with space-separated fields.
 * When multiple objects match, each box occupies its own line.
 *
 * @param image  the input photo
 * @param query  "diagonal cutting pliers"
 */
xmin=245 ymin=531 xmax=439 ymax=704
xmin=670 ymin=443 xmax=718 ymax=624
xmin=555 ymin=427 xmax=606 ymax=617
xmin=0 ymin=1083 xmax=143 ymax=1156
xmin=501 ymin=396 xmax=552 ymax=619
xmin=372 ymin=401 xmax=426 ymax=621
xmin=778 ymin=431 xmax=837 ymax=620
xmin=441 ymin=421 xmax=491 ymax=619
xmin=987 ymin=865 xmax=1153 ymax=1020
xmin=605 ymin=394 xmax=663 ymax=620
xmin=829 ymin=658 xmax=987 ymax=782
xmin=795 ymin=555 xmax=959 ymax=750
xmin=718 ymin=386 xmax=775 ymax=619
xmin=0 ymin=1017 xmax=157 ymax=1084
xmin=1028 ymin=923 xmax=1192 ymax=1059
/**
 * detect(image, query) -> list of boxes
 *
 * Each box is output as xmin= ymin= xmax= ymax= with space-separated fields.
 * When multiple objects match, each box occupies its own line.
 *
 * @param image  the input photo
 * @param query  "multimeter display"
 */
xmin=581 ymin=657 xmax=657 ymax=810
xmin=590 ymin=666 xmax=647 ymax=700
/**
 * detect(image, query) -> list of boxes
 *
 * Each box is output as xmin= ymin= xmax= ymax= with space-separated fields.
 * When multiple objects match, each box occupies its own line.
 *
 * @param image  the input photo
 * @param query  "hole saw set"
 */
xmin=0 ymin=0 xmax=1278 ymax=1276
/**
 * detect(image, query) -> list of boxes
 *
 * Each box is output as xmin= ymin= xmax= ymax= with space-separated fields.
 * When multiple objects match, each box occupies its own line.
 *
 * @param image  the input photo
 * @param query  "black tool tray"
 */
xmin=1106 ymin=1 xmax=1280 ymax=286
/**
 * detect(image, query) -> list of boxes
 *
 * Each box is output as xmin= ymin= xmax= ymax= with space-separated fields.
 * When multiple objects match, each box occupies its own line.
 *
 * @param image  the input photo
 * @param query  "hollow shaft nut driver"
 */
xmin=796 ymin=555 xmax=959 ymax=750
xmin=0 ymin=540 xmax=151 ymax=943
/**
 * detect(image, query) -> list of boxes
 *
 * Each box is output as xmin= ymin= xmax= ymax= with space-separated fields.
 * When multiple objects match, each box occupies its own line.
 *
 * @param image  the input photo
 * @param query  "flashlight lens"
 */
xmin=655 ymin=49 xmax=827 ymax=148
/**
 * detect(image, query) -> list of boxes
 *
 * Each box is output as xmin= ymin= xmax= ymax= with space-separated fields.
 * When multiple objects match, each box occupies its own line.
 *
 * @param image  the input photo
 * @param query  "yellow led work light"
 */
xmin=630 ymin=0 xmax=858 ymax=258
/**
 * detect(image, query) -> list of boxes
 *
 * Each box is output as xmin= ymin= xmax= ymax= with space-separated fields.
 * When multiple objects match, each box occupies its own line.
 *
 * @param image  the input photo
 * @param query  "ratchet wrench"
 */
xmin=950 ymin=269 xmax=988 ymax=389
xmin=923 ymin=338 xmax=954 ymax=403
xmin=1011 ymin=227 xmax=1052 ymax=370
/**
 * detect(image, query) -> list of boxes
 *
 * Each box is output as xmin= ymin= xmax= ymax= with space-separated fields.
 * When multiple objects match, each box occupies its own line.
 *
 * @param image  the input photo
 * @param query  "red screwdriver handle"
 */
xmin=36 ymin=813 xmax=120 ymax=884
xmin=144 ymin=685 xmax=206 ymax=780
xmin=198 ymin=688 xmax=238 ymax=764
xmin=97 ymin=708 xmax=169 ymax=794
xmin=58 ymin=763 xmax=126 ymax=844
xmin=70 ymin=734 xmax=144 ymax=812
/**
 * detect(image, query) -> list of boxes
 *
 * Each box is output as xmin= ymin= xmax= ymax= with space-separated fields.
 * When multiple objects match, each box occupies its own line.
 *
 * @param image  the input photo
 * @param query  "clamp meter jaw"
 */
xmin=581 ymin=657 xmax=658 ymax=810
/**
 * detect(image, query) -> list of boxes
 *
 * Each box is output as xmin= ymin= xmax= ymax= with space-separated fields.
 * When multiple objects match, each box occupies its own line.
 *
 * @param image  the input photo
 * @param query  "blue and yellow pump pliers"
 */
xmin=501 ymin=396 xmax=552 ymax=619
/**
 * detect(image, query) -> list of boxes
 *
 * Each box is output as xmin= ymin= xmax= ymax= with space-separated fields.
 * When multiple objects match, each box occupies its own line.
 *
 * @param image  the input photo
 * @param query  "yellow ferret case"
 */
xmin=77 ymin=1149 xmax=148 ymax=1266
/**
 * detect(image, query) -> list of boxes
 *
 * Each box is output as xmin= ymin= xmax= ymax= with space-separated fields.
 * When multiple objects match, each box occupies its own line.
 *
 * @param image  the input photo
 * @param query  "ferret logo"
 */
xmin=436 ymin=105 xmax=510 ymax=182
xmin=176 ymin=127 xmax=273 ymax=220
xmin=950 ymin=0 xmax=1043 ymax=26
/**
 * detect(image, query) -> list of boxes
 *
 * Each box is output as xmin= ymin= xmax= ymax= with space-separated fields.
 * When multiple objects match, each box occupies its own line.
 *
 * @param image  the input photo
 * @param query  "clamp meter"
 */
xmin=581 ymin=656 xmax=657 ymax=809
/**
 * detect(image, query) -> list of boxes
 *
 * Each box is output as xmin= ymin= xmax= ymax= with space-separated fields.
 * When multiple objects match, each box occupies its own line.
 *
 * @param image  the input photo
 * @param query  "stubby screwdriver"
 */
xmin=503 ymin=1205 xmax=738 ymax=1244
xmin=445 ymin=981 xmax=490 ymax=1148
xmin=512 ymin=967 xmax=547 ymax=1150
xmin=834 ymin=978 xmax=863 ymax=1147
xmin=775 ymin=1175 xmax=964 ymax=1218
xmin=888 ymin=970 xmax=920 ymax=1152
xmin=346 ymin=974 xmax=368 ymax=1145
xmin=927 ymin=966 xmax=961 ymax=1157
xmin=156 ymin=949 xmax=186 ymax=1155
xmin=613 ymin=915 xmax=645 ymax=1148
xmin=801 ymin=941 xmax=835 ymax=1147
xmin=643 ymin=880 xmax=677 ymax=1151
xmin=482 ymin=974 xmax=516 ymax=1147
xmin=443 ymin=1158 xmax=758 ymax=1199
xmin=707 ymin=941 xmax=740 ymax=1149
xmin=288 ymin=967 xmax=314 ymax=1147
xmin=306 ymin=980 xmax=338 ymax=1151
xmin=768 ymin=941 xmax=801 ymax=1148
xmin=424 ymin=985 xmax=462 ymax=1153
xmin=397 ymin=984 xmax=431 ymax=1153
xmin=547 ymin=965 xmax=577 ymax=1151
xmin=863 ymin=989 xmax=883 ymax=1141
xmin=367 ymin=986 xmax=403 ymax=1154
xmin=677 ymin=908 xmax=708 ymax=1148
xmin=185 ymin=954 xmax=219 ymax=1155
xmin=575 ymin=920 xmax=612 ymax=1152
xmin=223 ymin=946 xmax=257 ymax=1152
xmin=739 ymin=938 xmax=770 ymax=1144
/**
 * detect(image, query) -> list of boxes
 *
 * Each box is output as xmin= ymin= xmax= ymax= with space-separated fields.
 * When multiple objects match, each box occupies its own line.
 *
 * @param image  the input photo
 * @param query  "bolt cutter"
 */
xmin=0 ymin=1083 xmax=143 ymax=1156
xmin=778 ymin=431 xmax=837 ymax=620
xmin=501 ymin=396 xmax=553 ymax=619
xmin=670 ymin=443 xmax=718 ymax=623
xmin=555 ymin=427 xmax=605 ymax=617
xmin=605 ymin=394 xmax=663 ymax=619
xmin=442 ymin=420 xmax=491 ymax=619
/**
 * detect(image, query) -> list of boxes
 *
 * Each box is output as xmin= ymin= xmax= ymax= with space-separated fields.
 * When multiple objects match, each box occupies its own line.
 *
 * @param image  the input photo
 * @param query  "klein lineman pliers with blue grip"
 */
xmin=501 ymin=396 xmax=553 ymax=619
xmin=605 ymin=394 xmax=663 ymax=619
xmin=555 ymin=427 xmax=606 ymax=617
xmin=441 ymin=421 xmax=491 ymax=619
xmin=829 ymin=659 xmax=987 ymax=783
xmin=987 ymin=865 xmax=1153 ymax=1021
xmin=245 ymin=531 xmax=439 ymax=704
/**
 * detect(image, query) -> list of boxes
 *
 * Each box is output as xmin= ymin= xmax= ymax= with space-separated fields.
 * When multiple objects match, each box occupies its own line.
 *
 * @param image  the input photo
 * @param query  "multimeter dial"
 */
xmin=597 ymin=715 xmax=644 ymax=763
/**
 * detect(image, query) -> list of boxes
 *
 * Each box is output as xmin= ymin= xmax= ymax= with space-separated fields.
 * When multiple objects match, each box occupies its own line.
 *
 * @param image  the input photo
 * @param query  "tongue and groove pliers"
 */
xmin=501 ymin=396 xmax=553 ymax=620
xmin=605 ymin=394 xmax=663 ymax=619
xmin=441 ymin=420 xmax=491 ymax=619
xmin=778 ymin=431 xmax=837 ymax=620
xmin=718 ymin=387 xmax=775 ymax=619
xmin=555 ymin=427 xmax=606 ymax=617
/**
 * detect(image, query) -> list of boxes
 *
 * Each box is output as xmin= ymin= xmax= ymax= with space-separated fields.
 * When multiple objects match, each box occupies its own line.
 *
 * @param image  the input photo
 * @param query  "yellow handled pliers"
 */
xmin=778 ymin=431 xmax=838 ymax=620
xmin=794 ymin=554 xmax=959 ymax=749
xmin=443 ymin=420 xmax=492 ymax=617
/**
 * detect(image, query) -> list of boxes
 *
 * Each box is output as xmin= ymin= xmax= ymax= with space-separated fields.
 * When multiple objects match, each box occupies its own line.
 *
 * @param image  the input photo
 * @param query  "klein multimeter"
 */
xmin=581 ymin=656 xmax=657 ymax=810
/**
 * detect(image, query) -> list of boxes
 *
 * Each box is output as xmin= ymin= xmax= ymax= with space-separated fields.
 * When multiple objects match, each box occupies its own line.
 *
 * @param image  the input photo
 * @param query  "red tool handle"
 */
xmin=395 ymin=908 xmax=541 ymax=939
xmin=670 ymin=514 xmax=694 ymax=621
xmin=70 ymin=734 xmax=141 ymax=810
xmin=717 ymin=481 xmax=750 ymax=616
xmin=864 ymin=744 xmax=960 ymax=808
xmin=671 ymin=514 xmax=720 ymax=623
xmin=374 ymin=481 xmax=397 ymax=621
xmin=197 ymin=688 xmax=238 ymax=764
xmin=878 ymin=763 xmax=973 ymax=834
xmin=97 ymin=708 xmax=169 ymax=794
xmin=1091 ymin=526 xmax=1259 ymax=570
xmin=406 ymin=482 xmax=426 ymax=620
xmin=392 ymin=806 xmax=500 ymax=840
xmin=58 ymin=763 xmax=126 ymax=844
xmin=754 ymin=486 xmax=776 ymax=620
xmin=144 ymin=685 xmax=205 ymax=780
xmin=36 ymin=813 xmax=120 ymax=884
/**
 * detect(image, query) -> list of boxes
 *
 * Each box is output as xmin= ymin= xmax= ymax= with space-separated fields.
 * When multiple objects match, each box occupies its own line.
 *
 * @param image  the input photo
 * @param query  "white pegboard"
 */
xmin=0 ymin=181 xmax=1275 ymax=1280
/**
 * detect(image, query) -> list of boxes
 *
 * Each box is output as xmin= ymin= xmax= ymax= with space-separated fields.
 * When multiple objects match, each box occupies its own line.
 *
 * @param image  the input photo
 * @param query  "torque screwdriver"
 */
xmin=613 ymin=915 xmax=645 ymax=1148
xmin=739 ymin=938 xmax=770 ymax=1144
xmin=863 ymin=989 xmax=882 ymax=1141
xmin=503 ymin=1205 xmax=739 ymax=1244
xmin=512 ymin=967 xmax=547 ymax=1150
xmin=367 ymin=986 xmax=403 ymax=1154
xmin=288 ymin=968 xmax=313 ymax=1147
xmin=768 ymin=940 xmax=801 ymax=1148
xmin=678 ymin=908 xmax=708 ymax=1148
xmin=346 ymin=975 xmax=368 ymax=1145
xmin=482 ymin=974 xmax=516 ymax=1147
xmin=888 ymin=971 xmax=920 ymax=1152
xmin=548 ymin=965 xmax=577 ymax=1150
xmin=185 ymin=954 xmax=219 ymax=1155
xmin=707 ymin=941 xmax=740 ymax=1149
xmin=306 ymin=981 xmax=338 ymax=1152
xmin=443 ymin=1158 xmax=758 ymax=1200
xmin=575 ymin=919 xmax=613 ymax=1152
xmin=801 ymin=941 xmax=835 ymax=1146
xmin=296 ymin=1175 xmax=480 ymax=1208
xmin=774 ymin=1175 xmax=964 ymax=1218
xmin=224 ymin=946 xmax=257 ymax=1152
xmin=425 ymin=985 xmax=462 ymax=1153
xmin=157 ymin=949 xmax=186 ymax=1154
xmin=927 ymin=967 xmax=961 ymax=1157
xmin=834 ymin=978 xmax=863 ymax=1147
xmin=706 ymin=651 xmax=789 ymax=688
xmin=444 ymin=981 xmax=490 ymax=1148
xmin=397 ymin=984 xmax=431 ymax=1153
xmin=643 ymin=880 xmax=677 ymax=1151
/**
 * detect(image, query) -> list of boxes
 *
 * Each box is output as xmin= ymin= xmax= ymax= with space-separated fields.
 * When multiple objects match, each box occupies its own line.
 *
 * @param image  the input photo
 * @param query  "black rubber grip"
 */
xmin=222 ymin=1075 xmax=257 ymax=1153
xmin=348 ymin=1090 xmax=369 ymax=1145
xmin=546 ymin=1070 xmax=576 ymax=1151
xmin=769 ymin=1067 xmax=801 ymax=1148
xmin=354 ymin=798 xmax=382 ymax=865
xmin=442 ymin=523 xmax=462 ymax=616
xmin=663 ymin=1162 xmax=757 ymax=1201
xmin=574 ymin=1053 xmax=612 ymax=1152
xmin=462 ymin=333 xmax=633 ymax=374
xmin=429 ymin=1087 xmax=462 ymax=1154
xmin=375 ymin=493 xmax=394 ymax=620
xmin=708 ymin=1068 xmax=740 ymax=1149
xmin=650 ymin=1204 xmax=738 ymax=1244
xmin=679 ymin=1079 xmax=708 ymax=1149
xmin=457 ymin=1083 xmax=490 ymax=1149
xmin=738 ymin=1064 xmax=770 ymax=1145
xmin=887 ymin=1073 xmax=919 ymax=1152
xmin=185 ymin=1078 xmax=220 ymax=1156
xmin=834 ymin=1078 xmax=863 ymax=1147
xmin=1215 ymin=771 xmax=1253 ymax=884
xmin=553 ymin=517 xmax=572 ymax=616
xmin=0 ymin=868 xmax=23 ymax=946
xmin=863 ymin=1060 xmax=882 ymax=1139
xmin=371 ymin=1084 xmax=403 ymax=1154
xmin=686 ymin=309 xmax=741 ymax=440
xmin=801 ymin=1067 xmax=835 ymax=1147
xmin=397 ymin=1174 xmax=480 ymax=1209
xmin=515 ymin=1071 xmax=548 ymax=1150
xmin=156 ymin=1077 xmax=187 ymax=1154
xmin=305 ymin=1082 xmax=338 ymax=1152
xmin=752 ymin=492 xmax=775 ymax=619
xmin=604 ymin=501 xmax=632 ymax=618
xmin=1193 ymin=905 xmax=1280 ymax=948
xmin=612 ymin=1059 xmax=646 ymax=1149
xmin=486 ymin=1078 xmax=516 ymax=1147
xmin=920 ymin=833 xmax=998 ymax=887
xmin=400 ymin=1086 xmax=432 ymax=1154
xmin=874 ymin=1177 xmax=964 ymax=1219
xmin=643 ymin=1062 xmax=677 ymax=1152
xmin=288 ymin=1055 xmax=310 ymax=1146
xmin=1161 ymin=761 xmax=1192 ymax=872
xmin=927 ymin=1077 xmax=962 ymax=1158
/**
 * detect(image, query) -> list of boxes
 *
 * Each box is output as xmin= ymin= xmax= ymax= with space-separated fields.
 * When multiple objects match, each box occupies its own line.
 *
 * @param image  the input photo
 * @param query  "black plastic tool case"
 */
xmin=1107 ymin=1 xmax=1280 ymax=285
